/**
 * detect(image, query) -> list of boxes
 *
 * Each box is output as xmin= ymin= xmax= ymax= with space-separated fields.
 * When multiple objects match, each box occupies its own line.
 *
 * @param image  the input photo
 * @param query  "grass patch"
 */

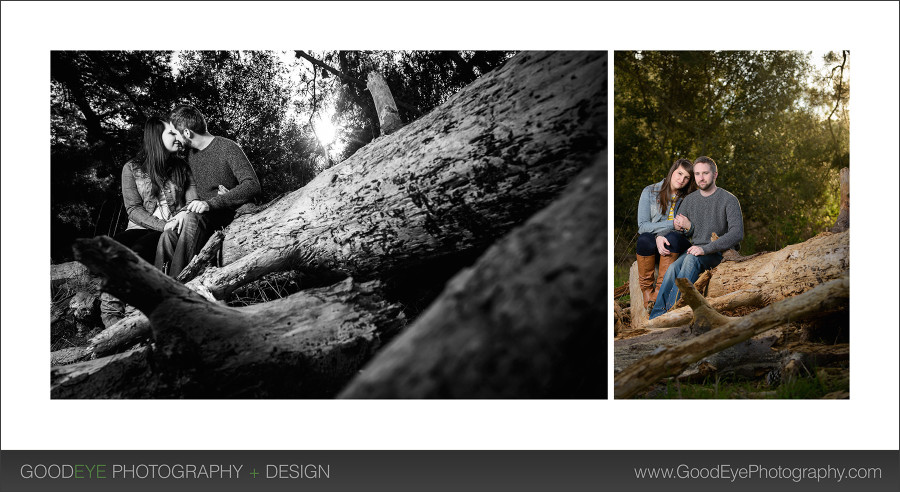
xmin=614 ymin=262 xmax=631 ymax=303
xmin=643 ymin=366 xmax=850 ymax=399
xmin=651 ymin=375 xmax=773 ymax=399
xmin=776 ymin=367 xmax=849 ymax=399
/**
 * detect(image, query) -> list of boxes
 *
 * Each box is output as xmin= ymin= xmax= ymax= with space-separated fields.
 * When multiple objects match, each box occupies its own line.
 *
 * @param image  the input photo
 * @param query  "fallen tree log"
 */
xmin=633 ymin=230 xmax=848 ymax=331
xmin=54 ymin=237 xmax=406 ymax=398
xmin=704 ymin=230 xmax=848 ymax=300
xmin=614 ymin=276 xmax=849 ymax=399
xmin=195 ymin=51 xmax=607 ymax=299
xmin=339 ymin=158 xmax=606 ymax=398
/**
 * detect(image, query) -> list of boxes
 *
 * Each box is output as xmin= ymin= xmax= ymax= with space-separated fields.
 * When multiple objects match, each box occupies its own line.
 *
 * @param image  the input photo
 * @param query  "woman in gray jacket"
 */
xmin=635 ymin=158 xmax=695 ymax=309
xmin=102 ymin=116 xmax=198 ymax=327
xmin=115 ymin=116 xmax=197 ymax=270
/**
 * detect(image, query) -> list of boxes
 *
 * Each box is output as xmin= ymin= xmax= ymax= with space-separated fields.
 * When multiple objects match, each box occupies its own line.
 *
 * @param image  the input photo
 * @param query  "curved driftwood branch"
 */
xmin=675 ymin=277 xmax=734 ymax=334
xmin=645 ymin=289 xmax=768 ymax=330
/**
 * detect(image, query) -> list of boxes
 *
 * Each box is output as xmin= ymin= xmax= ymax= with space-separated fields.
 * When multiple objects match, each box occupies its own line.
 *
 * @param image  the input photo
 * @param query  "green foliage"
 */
xmin=614 ymin=51 xmax=849 ymax=259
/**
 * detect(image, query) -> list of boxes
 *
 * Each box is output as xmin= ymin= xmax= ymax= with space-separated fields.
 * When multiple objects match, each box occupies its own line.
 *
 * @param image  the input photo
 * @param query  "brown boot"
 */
xmin=636 ymin=254 xmax=657 ymax=309
xmin=652 ymin=253 xmax=680 ymax=303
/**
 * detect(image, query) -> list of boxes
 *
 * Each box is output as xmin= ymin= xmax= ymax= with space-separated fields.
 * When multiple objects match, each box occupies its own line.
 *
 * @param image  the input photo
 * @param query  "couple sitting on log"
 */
xmin=635 ymin=156 xmax=744 ymax=320
xmin=100 ymin=105 xmax=261 ymax=326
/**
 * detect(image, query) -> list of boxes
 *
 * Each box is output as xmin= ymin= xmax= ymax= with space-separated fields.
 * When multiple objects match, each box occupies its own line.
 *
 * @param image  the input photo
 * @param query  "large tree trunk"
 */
xmin=200 ymin=51 xmax=607 ymax=299
xmin=340 ymin=159 xmax=606 ymax=398
xmin=87 ymin=51 xmax=608 ymax=358
xmin=830 ymin=167 xmax=849 ymax=233
xmin=54 ymin=237 xmax=406 ymax=398
xmin=367 ymin=72 xmax=403 ymax=135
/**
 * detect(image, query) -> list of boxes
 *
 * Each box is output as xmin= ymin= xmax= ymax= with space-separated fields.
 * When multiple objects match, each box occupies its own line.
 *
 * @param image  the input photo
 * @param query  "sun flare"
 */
xmin=314 ymin=116 xmax=336 ymax=146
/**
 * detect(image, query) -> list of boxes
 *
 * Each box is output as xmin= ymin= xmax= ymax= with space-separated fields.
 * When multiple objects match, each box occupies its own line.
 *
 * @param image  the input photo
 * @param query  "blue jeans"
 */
xmin=648 ymin=252 xmax=723 ymax=319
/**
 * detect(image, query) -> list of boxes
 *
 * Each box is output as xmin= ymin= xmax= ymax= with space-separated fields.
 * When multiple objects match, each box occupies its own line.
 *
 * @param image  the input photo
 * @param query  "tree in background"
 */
xmin=614 ymin=50 xmax=849 ymax=259
xmin=296 ymin=51 xmax=516 ymax=159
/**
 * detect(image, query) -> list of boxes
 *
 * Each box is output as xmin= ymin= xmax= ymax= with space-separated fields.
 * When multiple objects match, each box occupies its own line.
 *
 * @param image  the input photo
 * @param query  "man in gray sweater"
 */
xmin=649 ymin=156 xmax=744 ymax=319
xmin=165 ymin=105 xmax=261 ymax=277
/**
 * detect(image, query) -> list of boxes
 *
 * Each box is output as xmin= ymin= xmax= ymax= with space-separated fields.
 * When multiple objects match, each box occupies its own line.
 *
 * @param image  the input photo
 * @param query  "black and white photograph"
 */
xmin=49 ymin=50 xmax=608 ymax=399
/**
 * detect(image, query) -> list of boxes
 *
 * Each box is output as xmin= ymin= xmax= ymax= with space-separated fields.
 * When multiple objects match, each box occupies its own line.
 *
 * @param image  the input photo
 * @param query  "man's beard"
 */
xmin=697 ymin=181 xmax=713 ymax=191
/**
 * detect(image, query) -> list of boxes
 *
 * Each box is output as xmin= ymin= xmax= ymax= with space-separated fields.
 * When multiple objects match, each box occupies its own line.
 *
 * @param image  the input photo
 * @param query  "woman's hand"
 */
xmin=656 ymin=236 xmax=671 ymax=256
xmin=218 ymin=185 xmax=230 ymax=195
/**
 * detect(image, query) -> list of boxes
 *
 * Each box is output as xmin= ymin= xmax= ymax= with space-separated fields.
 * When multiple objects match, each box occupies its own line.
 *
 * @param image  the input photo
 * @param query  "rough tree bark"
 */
xmin=201 ymin=51 xmax=607 ymax=299
xmin=53 ymin=237 xmax=406 ymax=398
xmin=614 ymin=276 xmax=849 ymax=399
xmin=340 ymin=159 xmax=606 ymax=398
xmin=366 ymin=72 xmax=403 ymax=135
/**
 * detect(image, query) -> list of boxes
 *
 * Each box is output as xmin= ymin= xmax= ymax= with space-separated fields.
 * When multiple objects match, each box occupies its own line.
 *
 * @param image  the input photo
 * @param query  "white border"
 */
xmin=2 ymin=1 xmax=898 ymax=451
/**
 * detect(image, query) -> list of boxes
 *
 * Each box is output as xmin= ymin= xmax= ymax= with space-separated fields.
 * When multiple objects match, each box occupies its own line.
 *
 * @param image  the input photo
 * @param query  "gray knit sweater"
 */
xmin=186 ymin=136 xmax=261 ymax=210
xmin=680 ymin=187 xmax=744 ymax=254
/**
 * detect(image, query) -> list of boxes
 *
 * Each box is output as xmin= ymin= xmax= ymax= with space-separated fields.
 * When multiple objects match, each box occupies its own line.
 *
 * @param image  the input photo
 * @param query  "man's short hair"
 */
xmin=169 ymin=105 xmax=208 ymax=134
xmin=693 ymin=156 xmax=718 ymax=174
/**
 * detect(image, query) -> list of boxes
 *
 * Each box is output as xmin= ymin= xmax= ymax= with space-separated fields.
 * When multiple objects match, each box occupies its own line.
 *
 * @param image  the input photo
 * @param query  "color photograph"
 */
xmin=613 ymin=51 xmax=850 ymax=399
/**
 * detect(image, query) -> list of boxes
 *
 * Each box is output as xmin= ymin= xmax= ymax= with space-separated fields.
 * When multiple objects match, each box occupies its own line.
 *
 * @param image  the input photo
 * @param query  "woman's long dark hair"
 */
xmin=657 ymin=158 xmax=696 ymax=215
xmin=135 ymin=116 xmax=189 ymax=200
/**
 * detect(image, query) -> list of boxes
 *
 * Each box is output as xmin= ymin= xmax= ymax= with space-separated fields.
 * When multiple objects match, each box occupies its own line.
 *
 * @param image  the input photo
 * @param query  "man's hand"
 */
xmin=187 ymin=200 xmax=210 ymax=214
xmin=218 ymin=185 xmax=230 ymax=195
xmin=164 ymin=211 xmax=188 ymax=233
xmin=656 ymin=236 xmax=671 ymax=256
xmin=674 ymin=214 xmax=691 ymax=232
xmin=687 ymin=245 xmax=705 ymax=256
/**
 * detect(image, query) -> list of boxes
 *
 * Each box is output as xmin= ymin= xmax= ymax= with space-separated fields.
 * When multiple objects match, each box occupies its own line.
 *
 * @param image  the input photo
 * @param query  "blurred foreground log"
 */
xmin=340 ymin=159 xmax=607 ymax=398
